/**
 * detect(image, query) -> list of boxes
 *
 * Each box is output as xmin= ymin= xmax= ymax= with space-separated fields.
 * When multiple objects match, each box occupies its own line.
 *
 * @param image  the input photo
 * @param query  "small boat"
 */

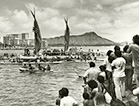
xmin=22 ymin=62 xmax=46 ymax=65
xmin=0 ymin=61 xmax=22 ymax=65
xmin=19 ymin=62 xmax=51 ymax=73
xmin=46 ymin=61 xmax=64 ymax=64
xmin=19 ymin=55 xmax=37 ymax=60
xmin=19 ymin=67 xmax=52 ymax=73
xmin=19 ymin=67 xmax=29 ymax=72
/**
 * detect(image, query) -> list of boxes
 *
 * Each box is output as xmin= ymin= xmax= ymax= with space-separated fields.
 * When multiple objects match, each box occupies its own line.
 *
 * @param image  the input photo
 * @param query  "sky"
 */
xmin=0 ymin=0 xmax=139 ymax=43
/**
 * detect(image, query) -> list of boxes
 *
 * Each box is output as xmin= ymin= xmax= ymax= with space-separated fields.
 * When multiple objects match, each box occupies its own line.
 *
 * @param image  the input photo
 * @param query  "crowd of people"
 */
xmin=55 ymin=34 xmax=139 ymax=106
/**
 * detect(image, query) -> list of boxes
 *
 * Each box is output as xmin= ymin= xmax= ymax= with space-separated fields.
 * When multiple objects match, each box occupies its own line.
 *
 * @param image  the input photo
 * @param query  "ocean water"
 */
xmin=0 ymin=46 xmax=122 ymax=106
xmin=0 ymin=60 xmax=103 ymax=106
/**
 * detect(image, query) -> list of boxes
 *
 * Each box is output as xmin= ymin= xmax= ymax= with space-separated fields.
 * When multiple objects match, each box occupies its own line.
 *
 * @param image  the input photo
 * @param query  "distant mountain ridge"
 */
xmin=44 ymin=32 xmax=116 ymax=46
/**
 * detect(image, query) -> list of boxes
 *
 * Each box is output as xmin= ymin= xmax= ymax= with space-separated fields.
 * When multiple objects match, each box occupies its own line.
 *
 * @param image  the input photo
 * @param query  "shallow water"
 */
xmin=0 ymin=60 xmax=103 ymax=106
xmin=0 ymin=46 xmax=113 ymax=106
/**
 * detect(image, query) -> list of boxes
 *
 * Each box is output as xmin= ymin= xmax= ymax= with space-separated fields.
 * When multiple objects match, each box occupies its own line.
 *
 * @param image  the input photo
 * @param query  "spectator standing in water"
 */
xmin=111 ymin=50 xmax=126 ymax=100
xmin=122 ymin=45 xmax=133 ymax=91
xmin=83 ymin=62 xmax=100 ymax=84
xmin=103 ymin=50 xmax=113 ymax=89
xmin=110 ymin=45 xmax=121 ymax=59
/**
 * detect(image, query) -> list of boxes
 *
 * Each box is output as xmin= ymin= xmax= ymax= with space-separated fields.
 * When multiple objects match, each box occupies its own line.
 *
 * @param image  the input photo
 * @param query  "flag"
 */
xmin=31 ymin=10 xmax=42 ymax=55
xmin=64 ymin=18 xmax=70 ymax=52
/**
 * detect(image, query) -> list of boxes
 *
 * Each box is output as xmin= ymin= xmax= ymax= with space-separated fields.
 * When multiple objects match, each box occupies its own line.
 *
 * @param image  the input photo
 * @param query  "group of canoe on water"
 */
xmin=18 ymin=47 xmax=103 ymax=73
xmin=0 ymin=46 xmax=103 ymax=64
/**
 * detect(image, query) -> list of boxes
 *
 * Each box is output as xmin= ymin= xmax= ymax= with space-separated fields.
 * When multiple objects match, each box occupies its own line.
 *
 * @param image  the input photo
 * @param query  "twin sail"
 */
xmin=31 ymin=11 xmax=70 ymax=54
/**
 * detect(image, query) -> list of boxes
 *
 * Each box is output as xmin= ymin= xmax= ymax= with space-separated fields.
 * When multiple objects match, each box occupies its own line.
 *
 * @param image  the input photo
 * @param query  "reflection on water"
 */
xmin=0 ymin=61 xmax=103 ymax=106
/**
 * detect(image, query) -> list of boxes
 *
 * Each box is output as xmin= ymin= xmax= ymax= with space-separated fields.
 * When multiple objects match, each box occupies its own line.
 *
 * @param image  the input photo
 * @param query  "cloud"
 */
xmin=76 ymin=9 xmax=94 ymax=17
xmin=12 ymin=10 xmax=29 ymax=23
xmin=0 ymin=17 xmax=13 ymax=33
xmin=25 ymin=3 xmax=37 ymax=11
xmin=96 ymin=4 xmax=103 ymax=10
xmin=25 ymin=3 xmax=60 ymax=20
xmin=43 ymin=17 xmax=64 ymax=31
xmin=99 ymin=0 xmax=123 ymax=6
xmin=0 ymin=0 xmax=139 ymax=42
xmin=35 ymin=8 xmax=59 ymax=20
xmin=40 ymin=17 xmax=65 ymax=37
xmin=75 ymin=23 xmax=93 ymax=30
xmin=50 ymin=0 xmax=76 ymax=9
xmin=114 ymin=1 xmax=139 ymax=28
xmin=8 ymin=9 xmax=34 ymax=33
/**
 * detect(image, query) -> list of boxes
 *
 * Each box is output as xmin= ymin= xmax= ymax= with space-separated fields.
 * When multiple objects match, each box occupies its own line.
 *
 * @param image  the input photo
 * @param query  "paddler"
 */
xmin=28 ymin=63 xmax=35 ymax=73
xmin=38 ymin=63 xmax=46 ymax=71
xmin=46 ymin=64 xmax=51 ymax=71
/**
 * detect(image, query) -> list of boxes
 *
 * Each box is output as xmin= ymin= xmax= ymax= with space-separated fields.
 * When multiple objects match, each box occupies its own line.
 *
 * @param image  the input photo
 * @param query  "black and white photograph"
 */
xmin=0 ymin=0 xmax=139 ymax=106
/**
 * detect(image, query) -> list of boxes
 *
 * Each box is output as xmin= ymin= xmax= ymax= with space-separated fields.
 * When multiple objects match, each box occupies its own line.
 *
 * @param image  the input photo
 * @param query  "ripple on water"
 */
xmin=0 ymin=61 xmax=103 ymax=105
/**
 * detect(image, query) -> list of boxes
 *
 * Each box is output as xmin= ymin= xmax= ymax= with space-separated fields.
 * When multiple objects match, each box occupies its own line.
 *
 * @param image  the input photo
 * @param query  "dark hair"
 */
xmin=88 ymin=80 xmax=98 ymax=89
xmin=89 ymin=62 xmax=95 ymax=67
xmin=115 ymin=50 xmax=122 ymax=57
xmin=123 ymin=45 xmax=129 ymax=53
xmin=97 ymin=75 xmax=105 ymax=84
xmin=133 ymin=34 xmax=139 ymax=45
xmin=107 ymin=50 xmax=113 ymax=56
xmin=83 ymin=92 xmax=89 ymax=100
xmin=114 ymin=45 xmax=120 ymax=51
xmin=59 ymin=89 xmax=63 ymax=98
xmin=108 ymin=55 xmax=115 ymax=63
xmin=90 ymin=91 xmax=96 ymax=99
xmin=99 ymin=65 xmax=106 ymax=72
xmin=61 ymin=87 xmax=69 ymax=97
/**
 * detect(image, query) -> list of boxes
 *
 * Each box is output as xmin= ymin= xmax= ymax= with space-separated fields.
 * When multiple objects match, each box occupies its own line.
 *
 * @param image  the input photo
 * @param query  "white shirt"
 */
xmin=103 ymin=57 xmax=112 ymax=72
xmin=83 ymin=67 xmax=100 ymax=81
xmin=111 ymin=57 xmax=126 ymax=77
xmin=60 ymin=96 xmax=77 ymax=106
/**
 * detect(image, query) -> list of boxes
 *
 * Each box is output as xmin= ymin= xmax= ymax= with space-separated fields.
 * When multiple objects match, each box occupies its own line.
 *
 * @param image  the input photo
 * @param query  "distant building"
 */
xmin=3 ymin=33 xmax=48 ymax=48
xmin=22 ymin=33 xmax=29 ymax=40
xmin=42 ymin=40 xmax=47 ymax=48
xmin=3 ymin=33 xmax=29 ymax=47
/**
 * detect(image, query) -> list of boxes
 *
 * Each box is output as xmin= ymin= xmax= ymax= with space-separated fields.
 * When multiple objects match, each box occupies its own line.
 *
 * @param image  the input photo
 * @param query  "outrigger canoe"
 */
xmin=19 ymin=67 xmax=29 ymax=72
xmin=19 ymin=67 xmax=52 ymax=73
xmin=0 ymin=61 xmax=22 ymax=65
